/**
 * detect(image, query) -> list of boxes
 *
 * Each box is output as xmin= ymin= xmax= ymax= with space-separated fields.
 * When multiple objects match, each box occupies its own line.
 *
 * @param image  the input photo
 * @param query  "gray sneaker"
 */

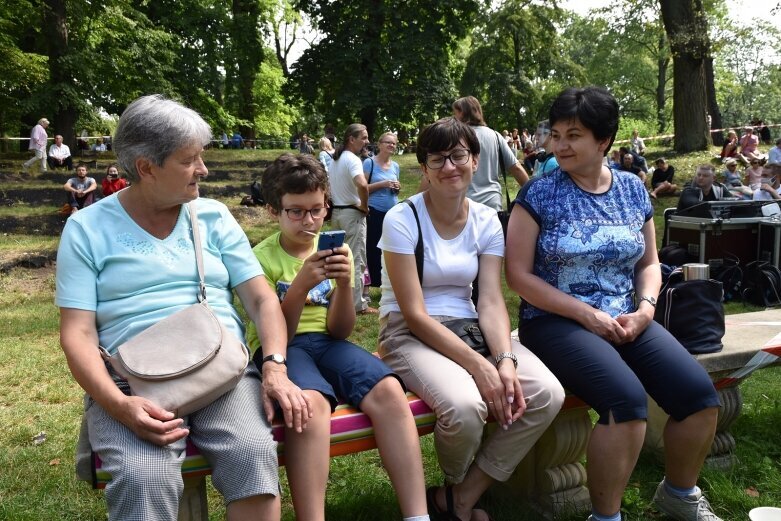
xmin=653 ymin=481 xmax=723 ymax=521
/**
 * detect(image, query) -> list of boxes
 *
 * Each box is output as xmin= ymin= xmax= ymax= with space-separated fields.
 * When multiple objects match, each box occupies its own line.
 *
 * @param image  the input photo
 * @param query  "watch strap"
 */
xmin=495 ymin=352 xmax=518 ymax=369
xmin=639 ymin=295 xmax=657 ymax=307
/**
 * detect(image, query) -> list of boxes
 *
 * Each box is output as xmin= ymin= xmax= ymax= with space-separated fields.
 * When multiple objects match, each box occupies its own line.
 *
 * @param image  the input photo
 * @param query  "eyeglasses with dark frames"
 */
xmin=282 ymin=207 xmax=328 ymax=220
xmin=425 ymin=149 xmax=471 ymax=170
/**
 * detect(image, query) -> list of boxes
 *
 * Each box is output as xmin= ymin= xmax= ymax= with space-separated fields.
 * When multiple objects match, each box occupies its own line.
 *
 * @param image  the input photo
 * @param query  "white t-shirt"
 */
xmin=329 ymin=150 xmax=363 ymax=206
xmin=769 ymin=146 xmax=781 ymax=165
xmin=378 ymin=192 xmax=505 ymax=318
xmin=753 ymin=186 xmax=781 ymax=200
xmin=49 ymin=143 xmax=71 ymax=160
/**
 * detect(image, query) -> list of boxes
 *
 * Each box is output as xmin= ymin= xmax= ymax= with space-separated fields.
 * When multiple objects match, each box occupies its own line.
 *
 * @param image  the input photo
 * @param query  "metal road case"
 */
xmin=665 ymin=216 xmax=761 ymax=265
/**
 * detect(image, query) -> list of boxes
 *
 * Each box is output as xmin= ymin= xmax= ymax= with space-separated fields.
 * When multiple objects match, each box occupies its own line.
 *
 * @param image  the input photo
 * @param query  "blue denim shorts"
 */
xmin=255 ymin=332 xmax=399 ymax=412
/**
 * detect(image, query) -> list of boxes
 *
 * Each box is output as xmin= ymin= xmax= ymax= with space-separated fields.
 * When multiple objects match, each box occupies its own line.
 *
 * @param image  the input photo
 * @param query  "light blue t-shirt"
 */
xmin=533 ymin=154 xmax=559 ymax=177
xmin=518 ymin=167 xmax=653 ymax=320
xmin=55 ymin=196 xmax=263 ymax=354
xmin=363 ymin=157 xmax=400 ymax=212
xmin=318 ymin=150 xmax=333 ymax=172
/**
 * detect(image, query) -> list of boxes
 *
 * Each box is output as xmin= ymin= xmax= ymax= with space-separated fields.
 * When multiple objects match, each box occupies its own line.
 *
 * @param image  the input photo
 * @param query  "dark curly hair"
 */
xmin=260 ymin=153 xmax=330 ymax=212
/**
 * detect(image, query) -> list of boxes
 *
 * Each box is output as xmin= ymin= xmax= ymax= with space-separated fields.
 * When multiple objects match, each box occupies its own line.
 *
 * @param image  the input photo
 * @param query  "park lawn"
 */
xmin=1 ymin=146 xmax=779 ymax=519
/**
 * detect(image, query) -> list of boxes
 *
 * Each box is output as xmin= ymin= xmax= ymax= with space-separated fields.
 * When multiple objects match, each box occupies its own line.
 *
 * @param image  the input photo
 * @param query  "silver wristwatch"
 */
xmin=494 ymin=352 xmax=518 ymax=369
xmin=638 ymin=295 xmax=657 ymax=308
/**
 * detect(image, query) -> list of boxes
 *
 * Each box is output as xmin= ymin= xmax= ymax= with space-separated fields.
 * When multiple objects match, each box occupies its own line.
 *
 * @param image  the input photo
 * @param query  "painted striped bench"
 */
xmin=89 ymin=392 xmax=436 ymax=489
xmin=85 ymin=389 xmax=593 ymax=521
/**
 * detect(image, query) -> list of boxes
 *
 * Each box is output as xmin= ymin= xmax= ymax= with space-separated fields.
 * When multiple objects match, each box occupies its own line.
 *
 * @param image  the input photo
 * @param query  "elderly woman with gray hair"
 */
xmin=56 ymin=95 xmax=309 ymax=520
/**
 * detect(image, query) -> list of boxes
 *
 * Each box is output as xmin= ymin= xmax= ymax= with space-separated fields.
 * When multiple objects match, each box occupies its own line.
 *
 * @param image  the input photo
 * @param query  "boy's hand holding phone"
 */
xmin=295 ymin=250 xmax=332 ymax=291
xmin=324 ymin=246 xmax=351 ymax=287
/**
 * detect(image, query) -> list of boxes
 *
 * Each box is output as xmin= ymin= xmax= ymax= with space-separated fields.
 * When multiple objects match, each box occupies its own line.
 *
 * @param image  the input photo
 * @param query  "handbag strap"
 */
xmin=404 ymin=199 xmax=424 ymax=286
xmin=367 ymin=157 xmax=375 ymax=184
xmin=494 ymin=131 xmax=512 ymax=210
xmin=187 ymin=201 xmax=207 ymax=302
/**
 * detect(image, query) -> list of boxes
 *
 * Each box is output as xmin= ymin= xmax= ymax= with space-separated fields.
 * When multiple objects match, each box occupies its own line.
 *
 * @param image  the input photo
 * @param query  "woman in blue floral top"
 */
xmin=505 ymin=86 xmax=723 ymax=521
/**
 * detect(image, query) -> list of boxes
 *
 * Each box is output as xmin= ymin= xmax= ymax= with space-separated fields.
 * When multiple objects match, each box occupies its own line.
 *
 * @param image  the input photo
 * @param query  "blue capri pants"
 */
xmin=519 ymin=315 xmax=720 ymax=425
xmin=255 ymin=332 xmax=399 ymax=412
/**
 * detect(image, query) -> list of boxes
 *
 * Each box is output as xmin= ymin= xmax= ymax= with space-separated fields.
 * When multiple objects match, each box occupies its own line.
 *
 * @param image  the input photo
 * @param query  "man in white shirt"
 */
xmin=329 ymin=123 xmax=375 ymax=314
xmin=768 ymin=138 xmax=781 ymax=166
xmin=631 ymin=129 xmax=646 ymax=156
xmin=23 ymin=118 xmax=49 ymax=173
xmin=48 ymin=135 xmax=73 ymax=170
xmin=753 ymin=164 xmax=781 ymax=201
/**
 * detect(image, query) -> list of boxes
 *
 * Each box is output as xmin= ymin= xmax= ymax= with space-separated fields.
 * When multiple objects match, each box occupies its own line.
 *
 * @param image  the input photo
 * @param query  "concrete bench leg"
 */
xmin=178 ymin=476 xmax=208 ymax=521
xmin=502 ymin=404 xmax=593 ymax=520
xmin=644 ymin=384 xmax=742 ymax=470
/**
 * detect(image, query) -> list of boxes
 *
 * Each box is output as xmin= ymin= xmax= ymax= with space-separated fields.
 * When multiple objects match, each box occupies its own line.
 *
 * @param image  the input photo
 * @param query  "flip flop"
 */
xmin=427 ymin=485 xmax=461 ymax=521
xmin=427 ymin=485 xmax=495 ymax=521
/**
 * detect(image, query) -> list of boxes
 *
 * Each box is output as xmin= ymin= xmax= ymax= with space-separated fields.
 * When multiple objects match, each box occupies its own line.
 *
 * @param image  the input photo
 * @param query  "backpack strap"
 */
xmin=367 ymin=158 xmax=375 ymax=184
xmin=404 ymin=199 xmax=424 ymax=286
xmin=494 ymin=131 xmax=512 ymax=210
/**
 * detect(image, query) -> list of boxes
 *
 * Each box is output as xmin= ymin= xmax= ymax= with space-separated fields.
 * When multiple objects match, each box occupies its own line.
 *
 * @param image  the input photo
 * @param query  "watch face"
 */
xmin=264 ymin=353 xmax=285 ymax=364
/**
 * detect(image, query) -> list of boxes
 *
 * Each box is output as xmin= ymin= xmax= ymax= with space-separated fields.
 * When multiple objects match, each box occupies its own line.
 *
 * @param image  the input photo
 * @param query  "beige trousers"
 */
xmin=378 ymin=312 xmax=565 ymax=483
xmin=331 ymin=207 xmax=367 ymax=312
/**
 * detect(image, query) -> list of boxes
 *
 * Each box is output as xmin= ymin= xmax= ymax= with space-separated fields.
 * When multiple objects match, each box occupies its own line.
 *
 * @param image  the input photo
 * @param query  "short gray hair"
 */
xmin=113 ymin=95 xmax=211 ymax=181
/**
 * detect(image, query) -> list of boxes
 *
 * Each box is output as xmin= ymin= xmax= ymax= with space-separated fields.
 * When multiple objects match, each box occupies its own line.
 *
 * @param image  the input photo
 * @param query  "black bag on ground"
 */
xmin=711 ymin=256 xmax=743 ymax=302
xmin=653 ymin=268 xmax=724 ymax=354
xmin=250 ymin=180 xmax=265 ymax=205
xmin=658 ymin=244 xmax=690 ymax=267
xmin=741 ymin=260 xmax=781 ymax=307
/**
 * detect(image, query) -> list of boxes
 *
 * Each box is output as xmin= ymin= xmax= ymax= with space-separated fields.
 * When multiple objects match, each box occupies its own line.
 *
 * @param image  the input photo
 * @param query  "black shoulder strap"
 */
xmin=367 ymin=158 xmax=375 ymax=184
xmin=494 ymin=131 xmax=512 ymax=210
xmin=404 ymin=199 xmax=423 ymax=286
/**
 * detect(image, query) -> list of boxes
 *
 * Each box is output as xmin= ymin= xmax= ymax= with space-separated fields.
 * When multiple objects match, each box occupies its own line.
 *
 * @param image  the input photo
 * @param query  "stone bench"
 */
xmin=84 ymin=311 xmax=781 ymax=520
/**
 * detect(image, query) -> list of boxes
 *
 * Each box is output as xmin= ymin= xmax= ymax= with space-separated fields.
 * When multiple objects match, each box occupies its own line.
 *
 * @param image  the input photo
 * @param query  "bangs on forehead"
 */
xmin=416 ymin=117 xmax=479 ymax=164
xmin=425 ymin=127 xmax=467 ymax=153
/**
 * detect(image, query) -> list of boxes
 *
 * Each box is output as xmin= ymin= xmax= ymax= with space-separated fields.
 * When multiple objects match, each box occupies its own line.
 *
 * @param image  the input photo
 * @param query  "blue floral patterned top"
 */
xmin=516 ymin=167 xmax=653 ymax=320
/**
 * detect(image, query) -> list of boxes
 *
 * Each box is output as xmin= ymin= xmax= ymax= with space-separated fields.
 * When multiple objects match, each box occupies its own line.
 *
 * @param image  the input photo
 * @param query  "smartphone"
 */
xmin=317 ymin=230 xmax=346 ymax=252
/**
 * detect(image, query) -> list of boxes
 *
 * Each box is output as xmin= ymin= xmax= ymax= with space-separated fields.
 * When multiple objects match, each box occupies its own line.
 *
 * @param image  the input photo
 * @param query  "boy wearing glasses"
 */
xmin=245 ymin=153 xmax=429 ymax=521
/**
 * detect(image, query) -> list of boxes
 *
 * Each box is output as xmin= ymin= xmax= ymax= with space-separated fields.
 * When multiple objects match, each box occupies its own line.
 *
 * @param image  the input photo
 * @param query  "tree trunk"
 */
xmin=655 ymin=33 xmax=669 ymax=134
xmin=705 ymin=57 xmax=723 ymax=146
xmin=44 ymin=0 xmax=77 ymax=151
xmin=659 ymin=0 xmax=710 ymax=152
xmin=231 ymin=0 xmax=263 ymax=140
xmin=358 ymin=0 xmax=383 ymax=139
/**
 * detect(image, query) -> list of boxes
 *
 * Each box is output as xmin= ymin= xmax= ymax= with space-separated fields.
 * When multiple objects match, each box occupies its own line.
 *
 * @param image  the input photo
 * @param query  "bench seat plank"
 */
xmin=92 ymin=392 xmax=435 ymax=488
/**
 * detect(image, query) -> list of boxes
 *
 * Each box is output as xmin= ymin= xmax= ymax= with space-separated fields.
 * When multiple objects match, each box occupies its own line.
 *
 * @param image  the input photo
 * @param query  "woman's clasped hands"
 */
xmin=581 ymin=307 xmax=653 ymax=345
xmin=470 ymin=355 xmax=526 ymax=430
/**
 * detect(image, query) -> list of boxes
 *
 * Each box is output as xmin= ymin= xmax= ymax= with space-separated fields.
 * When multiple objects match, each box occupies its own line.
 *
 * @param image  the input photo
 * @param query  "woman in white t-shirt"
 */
xmin=377 ymin=117 xmax=563 ymax=521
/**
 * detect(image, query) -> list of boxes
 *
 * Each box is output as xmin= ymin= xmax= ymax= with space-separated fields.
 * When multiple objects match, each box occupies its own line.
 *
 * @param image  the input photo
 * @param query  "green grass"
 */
xmin=1 ymin=146 xmax=780 ymax=520
xmin=0 ymin=234 xmax=59 ymax=253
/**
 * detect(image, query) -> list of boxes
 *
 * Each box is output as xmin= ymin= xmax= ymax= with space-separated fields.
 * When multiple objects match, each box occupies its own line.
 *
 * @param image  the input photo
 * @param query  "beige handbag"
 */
xmin=103 ymin=202 xmax=249 ymax=417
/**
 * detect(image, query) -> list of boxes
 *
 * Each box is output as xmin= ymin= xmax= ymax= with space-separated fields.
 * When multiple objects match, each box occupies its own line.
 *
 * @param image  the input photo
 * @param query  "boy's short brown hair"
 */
xmin=260 ymin=153 xmax=330 ymax=212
